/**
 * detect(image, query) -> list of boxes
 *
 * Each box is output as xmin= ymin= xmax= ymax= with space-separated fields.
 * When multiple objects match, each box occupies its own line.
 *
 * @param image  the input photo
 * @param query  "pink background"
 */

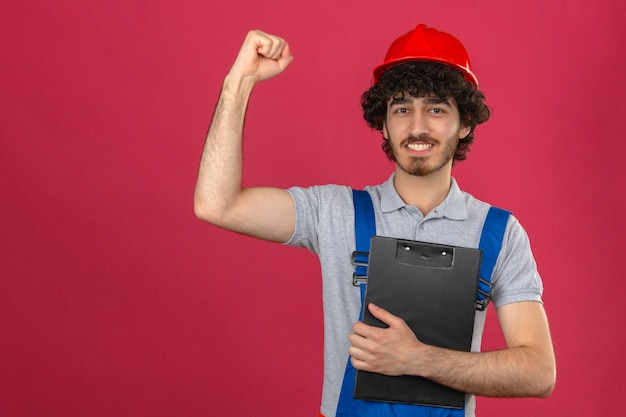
xmin=1 ymin=0 xmax=625 ymax=415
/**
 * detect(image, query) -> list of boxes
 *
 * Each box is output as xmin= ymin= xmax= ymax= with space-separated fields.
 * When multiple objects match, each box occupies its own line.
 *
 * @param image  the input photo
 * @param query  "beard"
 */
xmin=391 ymin=133 xmax=459 ymax=177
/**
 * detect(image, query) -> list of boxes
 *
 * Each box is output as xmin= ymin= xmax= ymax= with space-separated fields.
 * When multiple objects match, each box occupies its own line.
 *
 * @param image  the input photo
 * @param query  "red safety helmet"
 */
xmin=373 ymin=24 xmax=479 ymax=87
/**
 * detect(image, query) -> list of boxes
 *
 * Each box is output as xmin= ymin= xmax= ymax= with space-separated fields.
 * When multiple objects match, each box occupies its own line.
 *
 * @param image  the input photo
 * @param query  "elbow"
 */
xmin=193 ymin=192 xmax=240 ymax=230
xmin=535 ymin=360 xmax=557 ymax=398
xmin=194 ymin=202 xmax=208 ymax=222
xmin=540 ymin=372 xmax=556 ymax=399
xmin=193 ymin=194 xmax=222 ymax=224
xmin=536 ymin=382 xmax=555 ymax=399
xmin=193 ymin=194 xmax=209 ymax=221
xmin=194 ymin=202 xmax=210 ymax=223
xmin=194 ymin=186 xmax=244 ymax=228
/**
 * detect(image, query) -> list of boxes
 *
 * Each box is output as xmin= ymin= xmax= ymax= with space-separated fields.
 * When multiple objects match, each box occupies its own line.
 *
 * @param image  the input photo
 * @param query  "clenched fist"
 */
xmin=229 ymin=30 xmax=294 ymax=83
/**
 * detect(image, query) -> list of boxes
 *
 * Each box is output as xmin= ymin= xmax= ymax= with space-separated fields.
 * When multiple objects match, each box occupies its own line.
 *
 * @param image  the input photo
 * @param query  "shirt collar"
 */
xmin=380 ymin=173 xmax=468 ymax=220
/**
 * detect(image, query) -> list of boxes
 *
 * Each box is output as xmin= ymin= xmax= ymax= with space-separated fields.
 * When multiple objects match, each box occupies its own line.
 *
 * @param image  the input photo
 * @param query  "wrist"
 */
xmin=407 ymin=343 xmax=442 ymax=378
xmin=223 ymin=72 xmax=256 ymax=96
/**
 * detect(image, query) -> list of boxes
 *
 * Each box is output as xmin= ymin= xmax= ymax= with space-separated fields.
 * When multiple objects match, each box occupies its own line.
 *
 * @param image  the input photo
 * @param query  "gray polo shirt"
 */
xmin=286 ymin=174 xmax=543 ymax=417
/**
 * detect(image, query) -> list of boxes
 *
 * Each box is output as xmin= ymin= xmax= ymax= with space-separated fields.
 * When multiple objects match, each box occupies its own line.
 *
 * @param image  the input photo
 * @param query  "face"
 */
xmin=383 ymin=94 xmax=471 ymax=177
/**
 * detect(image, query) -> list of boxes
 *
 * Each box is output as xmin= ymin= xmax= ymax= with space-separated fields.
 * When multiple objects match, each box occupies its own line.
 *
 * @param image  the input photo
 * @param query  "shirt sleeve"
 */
xmin=284 ymin=184 xmax=350 ymax=254
xmin=490 ymin=215 xmax=544 ymax=308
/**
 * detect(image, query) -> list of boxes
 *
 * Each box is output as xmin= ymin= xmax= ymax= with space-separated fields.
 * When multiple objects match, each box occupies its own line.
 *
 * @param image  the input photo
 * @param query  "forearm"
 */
xmin=194 ymin=73 xmax=255 ymax=223
xmin=412 ymin=344 xmax=555 ymax=398
xmin=193 ymin=31 xmax=296 ymax=242
xmin=350 ymin=302 xmax=556 ymax=399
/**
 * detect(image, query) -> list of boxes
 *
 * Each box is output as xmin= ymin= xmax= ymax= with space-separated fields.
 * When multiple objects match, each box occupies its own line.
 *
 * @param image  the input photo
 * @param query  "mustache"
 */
xmin=401 ymin=134 xmax=437 ymax=146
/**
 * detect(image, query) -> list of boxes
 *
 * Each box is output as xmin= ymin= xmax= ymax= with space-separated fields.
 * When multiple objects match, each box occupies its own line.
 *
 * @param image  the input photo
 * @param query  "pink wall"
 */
xmin=1 ymin=1 xmax=624 ymax=415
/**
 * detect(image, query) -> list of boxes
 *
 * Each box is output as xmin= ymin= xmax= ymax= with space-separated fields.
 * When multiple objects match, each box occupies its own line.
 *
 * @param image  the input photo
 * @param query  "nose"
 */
xmin=408 ymin=111 xmax=428 ymax=137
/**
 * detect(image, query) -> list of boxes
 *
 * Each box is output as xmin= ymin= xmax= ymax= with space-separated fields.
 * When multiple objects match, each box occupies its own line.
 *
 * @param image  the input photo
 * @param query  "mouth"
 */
xmin=406 ymin=142 xmax=433 ymax=152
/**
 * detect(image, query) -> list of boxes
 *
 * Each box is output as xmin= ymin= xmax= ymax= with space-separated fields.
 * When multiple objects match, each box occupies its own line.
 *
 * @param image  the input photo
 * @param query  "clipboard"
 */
xmin=353 ymin=236 xmax=482 ymax=408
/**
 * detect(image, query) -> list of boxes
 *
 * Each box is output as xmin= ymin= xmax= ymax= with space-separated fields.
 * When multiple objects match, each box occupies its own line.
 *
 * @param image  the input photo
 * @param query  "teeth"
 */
xmin=407 ymin=142 xmax=432 ymax=151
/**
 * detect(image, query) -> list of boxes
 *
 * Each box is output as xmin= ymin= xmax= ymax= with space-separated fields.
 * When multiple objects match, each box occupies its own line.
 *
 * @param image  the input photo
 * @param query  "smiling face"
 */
xmin=361 ymin=61 xmax=491 ymax=165
xmin=383 ymin=93 xmax=471 ymax=177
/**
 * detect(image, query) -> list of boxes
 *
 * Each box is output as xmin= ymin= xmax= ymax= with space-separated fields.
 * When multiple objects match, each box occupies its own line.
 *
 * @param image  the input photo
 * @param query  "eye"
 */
xmin=393 ymin=107 xmax=410 ymax=114
xmin=428 ymin=107 xmax=446 ymax=115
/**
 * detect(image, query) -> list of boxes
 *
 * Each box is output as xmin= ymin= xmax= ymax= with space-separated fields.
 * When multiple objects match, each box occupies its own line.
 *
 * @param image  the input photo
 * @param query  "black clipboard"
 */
xmin=353 ymin=236 xmax=482 ymax=408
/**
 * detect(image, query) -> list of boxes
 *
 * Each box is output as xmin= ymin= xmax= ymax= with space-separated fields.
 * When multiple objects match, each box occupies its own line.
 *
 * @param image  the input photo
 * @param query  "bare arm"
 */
xmin=349 ymin=301 xmax=556 ymax=398
xmin=194 ymin=30 xmax=296 ymax=243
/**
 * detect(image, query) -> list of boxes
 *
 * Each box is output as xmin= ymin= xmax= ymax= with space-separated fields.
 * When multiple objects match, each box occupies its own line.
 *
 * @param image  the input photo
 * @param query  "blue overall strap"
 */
xmin=476 ymin=206 xmax=511 ymax=311
xmin=352 ymin=189 xmax=376 ymax=306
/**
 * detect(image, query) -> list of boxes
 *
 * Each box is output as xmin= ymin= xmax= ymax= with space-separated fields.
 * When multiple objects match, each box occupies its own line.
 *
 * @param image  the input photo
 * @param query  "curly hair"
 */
xmin=361 ymin=61 xmax=491 ymax=162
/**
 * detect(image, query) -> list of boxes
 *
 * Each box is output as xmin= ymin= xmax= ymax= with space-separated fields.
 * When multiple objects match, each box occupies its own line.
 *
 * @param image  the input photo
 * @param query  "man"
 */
xmin=194 ymin=24 xmax=556 ymax=417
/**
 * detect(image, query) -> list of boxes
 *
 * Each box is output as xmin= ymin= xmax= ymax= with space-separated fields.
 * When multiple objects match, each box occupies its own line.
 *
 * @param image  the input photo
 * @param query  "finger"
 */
xmin=254 ymin=33 xmax=286 ymax=60
xmin=368 ymin=303 xmax=403 ymax=328
xmin=276 ymin=43 xmax=294 ymax=68
xmin=350 ymin=355 xmax=372 ymax=372
xmin=348 ymin=330 xmax=369 ymax=349
xmin=228 ymin=30 xmax=292 ymax=83
xmin=256 ymin=39 xmax=281 ymax=59
xmin=348 ymin=341 xmax=373 ymax=364
xmin=268 ymin=38 xmax=286 ymax=60
xmin=252 ymin=33 xmax=293 ymax=73
xmin=351 ymin=320 xmax=378 ymax=338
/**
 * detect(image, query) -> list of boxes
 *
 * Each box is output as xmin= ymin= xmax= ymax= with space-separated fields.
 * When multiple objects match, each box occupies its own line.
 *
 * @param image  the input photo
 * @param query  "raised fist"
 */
xmin=229 ymin=29 xmax=294 ymax=83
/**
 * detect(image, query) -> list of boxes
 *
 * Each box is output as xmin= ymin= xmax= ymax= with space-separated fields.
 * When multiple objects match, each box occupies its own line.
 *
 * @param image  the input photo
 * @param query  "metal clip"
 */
xmin=353 ymin=273 xmax=367 ymax=286
xmin=351 ymin=251 xmax=369 ymax=287
xmin=351 ymin=251 xmax=369 ymax=267
xmin=475 ymin=277 xmax=494 ymax=311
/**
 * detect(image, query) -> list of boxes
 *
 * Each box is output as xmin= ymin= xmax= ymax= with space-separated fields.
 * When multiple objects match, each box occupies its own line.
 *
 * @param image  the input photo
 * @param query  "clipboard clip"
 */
xmin=351 ymin=251 xmax=369 ymax=286
xmin=475 ymin=277 xmax=494 ymax=311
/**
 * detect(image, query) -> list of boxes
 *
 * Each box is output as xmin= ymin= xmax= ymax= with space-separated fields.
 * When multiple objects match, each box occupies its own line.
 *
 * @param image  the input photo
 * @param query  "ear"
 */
xmin=459 ymin=125 xmax=471 ymax=140
xmin=383 ymin=122 xmax=389 ymax=140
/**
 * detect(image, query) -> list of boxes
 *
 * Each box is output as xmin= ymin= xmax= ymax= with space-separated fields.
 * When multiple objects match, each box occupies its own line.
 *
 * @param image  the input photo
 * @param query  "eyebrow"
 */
xmin=389 ymin=96 xmax=413 ymax=106
xmin=389 ymin=95 xmax=453 ymax=108
xmin=422 ymin=97 xmax=453 ymax=108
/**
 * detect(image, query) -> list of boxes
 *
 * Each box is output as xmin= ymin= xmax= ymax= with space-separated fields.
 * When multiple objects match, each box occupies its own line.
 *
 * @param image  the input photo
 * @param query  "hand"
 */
xmin=229 ymin=29 xmax=294 ymax=83
xmin=348 ymin=303 xmax=425 ymax=376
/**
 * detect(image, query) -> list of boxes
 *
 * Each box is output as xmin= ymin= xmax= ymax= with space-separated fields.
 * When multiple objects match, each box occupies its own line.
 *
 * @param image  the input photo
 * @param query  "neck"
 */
xmin=393 ymin=164 xmax=452 ymax=216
